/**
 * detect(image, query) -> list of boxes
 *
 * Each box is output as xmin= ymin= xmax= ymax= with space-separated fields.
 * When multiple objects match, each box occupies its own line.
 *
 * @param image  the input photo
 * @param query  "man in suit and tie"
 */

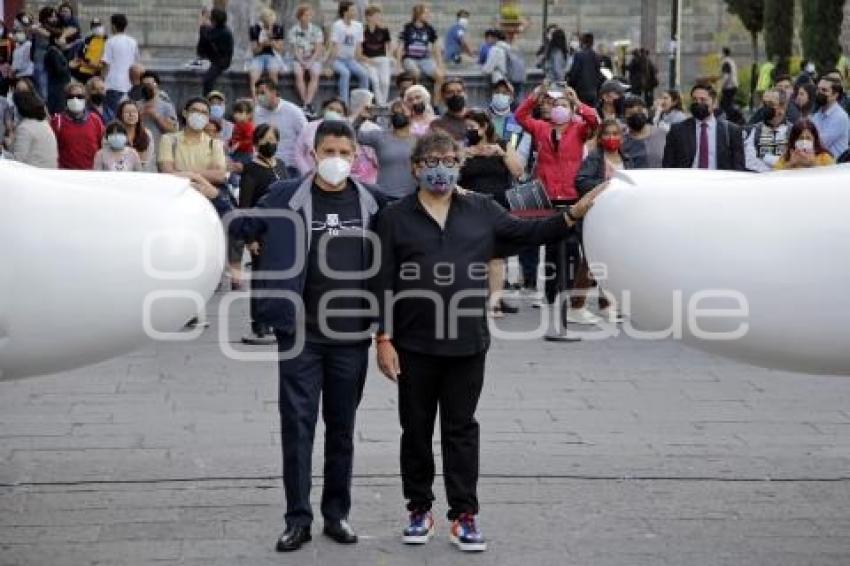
xmin=662 ymin=83 xmax=746 ymax=171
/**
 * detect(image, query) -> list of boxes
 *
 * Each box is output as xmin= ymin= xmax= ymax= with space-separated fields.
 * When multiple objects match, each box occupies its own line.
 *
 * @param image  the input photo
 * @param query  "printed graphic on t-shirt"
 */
xmin=312 ymin=213 xmax=362 ymax=236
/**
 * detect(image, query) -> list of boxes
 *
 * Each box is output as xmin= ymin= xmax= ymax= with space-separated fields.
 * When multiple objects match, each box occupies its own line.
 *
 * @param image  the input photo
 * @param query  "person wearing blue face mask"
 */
xmin=487 ymin=79 xmax=530 ymax=158
xmin=372 ymin=130 xmax=605 ymax=553
xmin=93 ymin=121 xmax=143 ymax=171
xmin=206 ymin=90 xmax=234 ymax=144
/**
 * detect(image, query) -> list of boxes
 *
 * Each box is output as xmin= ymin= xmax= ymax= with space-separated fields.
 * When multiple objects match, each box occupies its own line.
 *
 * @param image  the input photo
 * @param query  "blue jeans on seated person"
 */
xmin=333 ymin=58 xmax=370 ymax=105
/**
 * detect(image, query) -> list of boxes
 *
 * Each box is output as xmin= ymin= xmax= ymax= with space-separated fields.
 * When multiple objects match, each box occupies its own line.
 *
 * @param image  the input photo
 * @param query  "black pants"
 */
xmin=202 ymin=63 xmax=229 ymax=96
xmin=397 ymin=348 xmax=486 ymax=520
xmin=519 ymin=246 xmax=540 ymax=288
xmin=721 ymin=87 xmax=738 ymax=113
xmin=276 ymin=333 xmax=369 ymax=528
xmin=248 ymin=251 xmax=263 ymax=334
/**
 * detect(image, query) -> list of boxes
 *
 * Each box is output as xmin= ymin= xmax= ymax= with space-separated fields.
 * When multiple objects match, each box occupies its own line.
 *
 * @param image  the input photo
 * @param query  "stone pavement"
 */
xmin=1 ymin=290 xmax=850 ymax=565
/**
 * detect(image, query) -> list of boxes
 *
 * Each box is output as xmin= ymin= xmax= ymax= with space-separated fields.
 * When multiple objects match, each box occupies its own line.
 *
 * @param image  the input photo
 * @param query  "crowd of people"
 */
xmin=3 ymin=0 xmax=850 ymax=556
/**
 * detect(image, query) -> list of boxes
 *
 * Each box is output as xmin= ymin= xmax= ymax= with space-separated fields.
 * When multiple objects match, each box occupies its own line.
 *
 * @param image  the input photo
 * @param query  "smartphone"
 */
xmin=547 ymin=81 xmax=568 ymax=100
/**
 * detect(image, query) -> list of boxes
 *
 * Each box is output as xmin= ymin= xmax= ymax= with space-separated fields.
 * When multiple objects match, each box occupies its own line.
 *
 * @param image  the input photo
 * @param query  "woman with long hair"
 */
xmin=2 ymin=90 xmax=57 ymax=168
xmin=571 ymin=119 xmax=645 ymax=323
xmin=652 ymin=89 xmax=687 ymax=132
xmin=458 ymin=108 xmax=524 ymax=317
xmin=239 ymin=123 xmax=287 ymax=345
xmin=774 ymin=119 xmax=835 ymax=169
xmin=792 ymin=82 xmax=817 ymax=120
xmin=117 ymin=100 xmax=154 ymax=169
xmin=543 ymin=28 xmax=569 ymax=82
xmin=403 ymin=84 xmax=435 ymax=136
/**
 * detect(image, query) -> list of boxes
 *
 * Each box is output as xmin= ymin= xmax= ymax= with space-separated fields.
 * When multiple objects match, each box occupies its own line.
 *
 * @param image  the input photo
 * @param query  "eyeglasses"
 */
xmin=419 ymin=156 xmax=460 ymax=168
xmin=68 ymin=94 xmax=85 ymax=100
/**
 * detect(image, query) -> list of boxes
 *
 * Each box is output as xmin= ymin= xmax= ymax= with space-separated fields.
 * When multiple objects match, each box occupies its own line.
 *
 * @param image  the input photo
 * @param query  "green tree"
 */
xmin=723 ymin=0 xmax=764 ymax=105
xmin=802 ymin=0 xmax=847 ymax=74
xmin=764 ymin=0 xmax=794 ymax=74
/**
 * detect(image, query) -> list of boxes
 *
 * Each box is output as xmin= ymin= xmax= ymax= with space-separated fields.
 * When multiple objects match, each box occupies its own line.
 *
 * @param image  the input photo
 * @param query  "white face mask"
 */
xmin=324 ymin=110 xmax=344 ymax=122
xmin=317 ymin=156 xmax=352 ymax=185
xmin=805 ymin=63 xmax=816 ymax=74
xmin=187 ymin=112 xmax=209 ymax=131
xmin=458 ymin=18 xmax=469 ymax=28
xmin=14 ymin=32 xmax=27 ymax=43
xmin=795 ymin=139 xmax=814 ymax=153
xmin=67 ymin=97 xmax=86 ymax=113
xmin=93 ymin=26 xmax=106 ymax=37
xmin=210 ymin=104 xmax=225 ymax=120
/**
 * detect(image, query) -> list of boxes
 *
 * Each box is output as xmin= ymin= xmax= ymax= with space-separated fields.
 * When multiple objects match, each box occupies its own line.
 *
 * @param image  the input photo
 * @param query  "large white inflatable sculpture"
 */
xmin=0 ymin=161 xmax=225 ymax=380
xmin=583 ymin=166 xmax=850 ymax=376
xmin=3 ymin=160 xmax=849 ymax=379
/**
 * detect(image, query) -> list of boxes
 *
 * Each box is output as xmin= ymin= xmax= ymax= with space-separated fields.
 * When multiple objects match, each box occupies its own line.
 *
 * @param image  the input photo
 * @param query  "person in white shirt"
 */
xmin=288 ymin=5 xmax=324 ymax=114
xmin=253 ymin=77 xmax=307 ymax=177
xmin=100 ymin=13 xmax=139 ymax=118
xmin=328 ymin=1 xmax=371 ymax=106
xmin=11 ymin=29 xmax=34 ymax=79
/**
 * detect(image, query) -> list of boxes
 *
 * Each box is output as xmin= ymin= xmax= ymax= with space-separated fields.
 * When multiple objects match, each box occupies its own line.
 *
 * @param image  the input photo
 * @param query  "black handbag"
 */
xmin=505 ymin=179 xmax=552 ymax=212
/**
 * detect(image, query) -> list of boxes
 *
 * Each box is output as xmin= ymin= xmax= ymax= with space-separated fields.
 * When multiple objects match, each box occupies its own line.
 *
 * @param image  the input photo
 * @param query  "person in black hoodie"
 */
xmin=196 ymin=8 xmax=234 ymax=95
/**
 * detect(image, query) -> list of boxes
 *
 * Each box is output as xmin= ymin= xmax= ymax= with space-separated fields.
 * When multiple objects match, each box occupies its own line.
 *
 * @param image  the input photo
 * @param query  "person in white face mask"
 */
xmin=93 ymin=121 xmax=143 ymax=171
xmin=773 ymin=119 xmax=835 ymax=169
xmin=49 ymin=81 xmax=105 ymax=169
xmin=189 ymin=119 xmax=388 ymax=553
xmin=157 ymin=96 xmax=227 ymax=186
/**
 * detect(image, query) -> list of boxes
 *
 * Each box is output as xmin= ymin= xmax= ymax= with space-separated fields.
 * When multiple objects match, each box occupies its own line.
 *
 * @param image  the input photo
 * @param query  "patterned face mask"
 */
xmin=419 ymin=164 xmax=459 ymax=194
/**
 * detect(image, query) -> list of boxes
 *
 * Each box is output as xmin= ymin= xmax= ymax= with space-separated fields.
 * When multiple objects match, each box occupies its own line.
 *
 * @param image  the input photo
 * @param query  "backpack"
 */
xmin=502 ymin=45 xmax=526 ymax=84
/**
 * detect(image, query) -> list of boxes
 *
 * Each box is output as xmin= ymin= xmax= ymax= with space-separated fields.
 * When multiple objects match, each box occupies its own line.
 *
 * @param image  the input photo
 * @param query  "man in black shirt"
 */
xmin=202 ymin=120 xmax=385 ymax=552
xmin=372 ymin=131 xmax=604 ymax=552
xmin=430 ymin=77 xmax=468 ymax=141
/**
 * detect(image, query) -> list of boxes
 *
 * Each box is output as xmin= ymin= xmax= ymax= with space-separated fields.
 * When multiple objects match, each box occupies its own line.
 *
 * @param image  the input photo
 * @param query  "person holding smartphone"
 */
xmin=774 ymin=119 xmax=835 ymax=169
xmin=515 ymin=82 xmax=600 ymax=333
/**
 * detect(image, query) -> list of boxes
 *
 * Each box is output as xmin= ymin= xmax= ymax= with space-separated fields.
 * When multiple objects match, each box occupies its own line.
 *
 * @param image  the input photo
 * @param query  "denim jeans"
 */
xmin=104 ymin=90 xmax=126 ymax=120
xmin=333 ymin=58 xmax=370 ymax=105
xmin=275 ymin=333 xmax=369 ymax=527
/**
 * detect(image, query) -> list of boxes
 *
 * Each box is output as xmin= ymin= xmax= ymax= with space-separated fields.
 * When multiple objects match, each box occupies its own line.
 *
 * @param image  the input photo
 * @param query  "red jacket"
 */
xmin=515 ymin=94 xmax=599 ymax=202
xmin=231 ymin=121 xmax=255 ymax=155
xmin=50 ymin=111 xmax=105 ymax=170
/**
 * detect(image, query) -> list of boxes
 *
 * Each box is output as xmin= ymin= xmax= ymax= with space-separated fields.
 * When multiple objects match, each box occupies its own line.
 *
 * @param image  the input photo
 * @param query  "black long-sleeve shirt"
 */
xmin=373 ymin=192 xmax=574 ymax=356
xmin=197 ymin=24 xmax=234 ymax=69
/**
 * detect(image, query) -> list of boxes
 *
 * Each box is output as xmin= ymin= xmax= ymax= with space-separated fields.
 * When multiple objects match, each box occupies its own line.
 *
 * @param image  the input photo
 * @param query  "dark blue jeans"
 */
xmin=276 ymin=333 xmax=369 ymax=528
xmin=104 ymin=89 xmax=125 ymax=119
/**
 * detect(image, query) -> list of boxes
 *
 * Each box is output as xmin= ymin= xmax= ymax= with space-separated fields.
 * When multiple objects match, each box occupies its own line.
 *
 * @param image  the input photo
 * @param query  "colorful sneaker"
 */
xmin=450 ymin=513 xmax=487 ymax=552
xmin=402 ymin=510 xmax=435 ymax=544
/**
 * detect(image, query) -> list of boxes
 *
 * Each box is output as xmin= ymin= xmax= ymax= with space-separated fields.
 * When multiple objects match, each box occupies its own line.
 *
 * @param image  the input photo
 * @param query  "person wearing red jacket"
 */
xmin=50 ymin=82 xmax=105 ymax=169
xmin=515 ymin=83 xmax=599 ymax=202
xmin=515 ymin=83 xmax=600 ymax=337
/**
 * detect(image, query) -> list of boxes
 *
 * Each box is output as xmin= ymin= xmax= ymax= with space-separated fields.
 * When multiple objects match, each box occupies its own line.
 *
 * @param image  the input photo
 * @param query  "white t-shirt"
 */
xmin=102 ymin=33 xmax=140 ymax=93
xmin=254 ymin=99 xmax=308 ymax=167
xmin=331 ymin=19 xmax=363 ymax=60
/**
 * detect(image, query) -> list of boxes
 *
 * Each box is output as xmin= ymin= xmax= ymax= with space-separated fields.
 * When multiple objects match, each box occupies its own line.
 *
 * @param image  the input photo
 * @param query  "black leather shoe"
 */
xmin=323 ymin=520 xmax=358 ymax=544
xmin=275 ymin=526 xmax=311 ymax=552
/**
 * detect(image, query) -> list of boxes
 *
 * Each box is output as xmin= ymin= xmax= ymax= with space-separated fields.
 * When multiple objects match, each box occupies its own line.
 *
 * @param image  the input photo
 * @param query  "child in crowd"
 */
xmin=229 ymin=99 xmax=255 ymax=165
xmin=93 ymin=121 xmax=143 ymax=171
